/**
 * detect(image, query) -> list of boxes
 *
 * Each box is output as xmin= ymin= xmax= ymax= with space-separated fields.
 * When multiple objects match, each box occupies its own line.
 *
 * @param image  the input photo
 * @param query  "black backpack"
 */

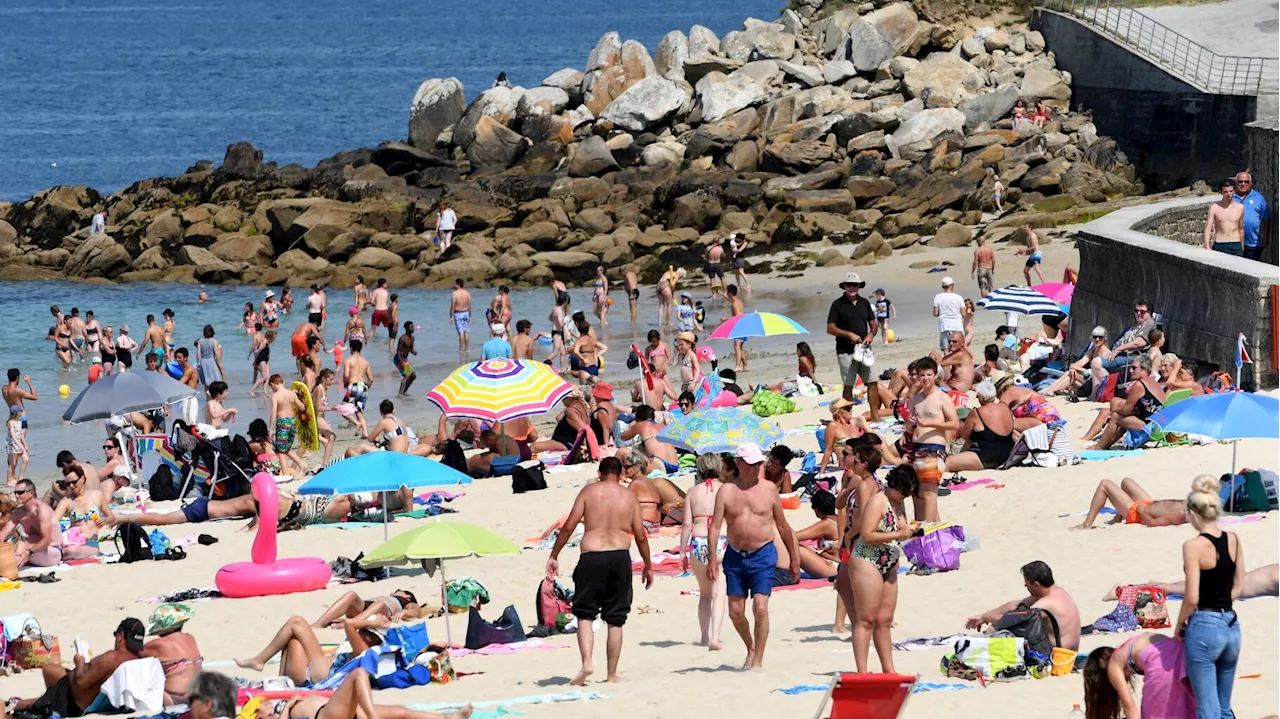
xmin=995 ymin=605 xmax=1061 ymax=660
xmin=511 ymin=461 xmax=547 ymax=494
xmin=114 ymin=523 xmax=154 ymax=563
xmin=440 ymin=439 xmax=469 ymax=476
xmin=149 ymin=464 xmax=179 ymax=501
xmin=464 ymin=605 xmax=526 ymax=650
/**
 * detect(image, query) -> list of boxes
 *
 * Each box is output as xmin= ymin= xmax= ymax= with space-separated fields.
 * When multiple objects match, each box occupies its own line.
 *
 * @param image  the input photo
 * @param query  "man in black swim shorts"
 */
xmin=547 ymin=457 xmax=654 ymax=685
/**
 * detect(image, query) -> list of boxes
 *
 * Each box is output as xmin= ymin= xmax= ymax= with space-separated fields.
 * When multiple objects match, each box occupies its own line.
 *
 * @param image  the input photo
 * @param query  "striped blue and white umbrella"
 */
xmin=976 ymin=286 xmax=1065 ymax=316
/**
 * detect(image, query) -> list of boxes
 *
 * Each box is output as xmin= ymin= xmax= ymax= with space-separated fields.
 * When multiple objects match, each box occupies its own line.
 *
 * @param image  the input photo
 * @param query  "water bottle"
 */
xmin=1068 ymin=704 xmax=1084 ymax=719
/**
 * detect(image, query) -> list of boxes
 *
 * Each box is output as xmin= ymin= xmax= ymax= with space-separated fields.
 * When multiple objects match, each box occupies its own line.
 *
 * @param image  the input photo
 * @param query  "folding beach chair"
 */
xmin=1147 ymin=388 xmax=1193 ymax=447
xmin=812 ymin=673 xmax=916 ymax=719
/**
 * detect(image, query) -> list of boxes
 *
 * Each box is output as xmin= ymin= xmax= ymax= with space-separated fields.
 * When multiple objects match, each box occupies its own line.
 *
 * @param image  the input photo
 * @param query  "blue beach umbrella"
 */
xmin=1149 ymin=392 xmax=1279 ymax=507
xmin=299 ymin=452 xmax=472 ymax=539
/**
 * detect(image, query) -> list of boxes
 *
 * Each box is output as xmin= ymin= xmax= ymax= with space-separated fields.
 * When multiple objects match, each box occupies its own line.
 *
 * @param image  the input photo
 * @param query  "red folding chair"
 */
xmin=812 ymin=673 xmax=916 ymax=719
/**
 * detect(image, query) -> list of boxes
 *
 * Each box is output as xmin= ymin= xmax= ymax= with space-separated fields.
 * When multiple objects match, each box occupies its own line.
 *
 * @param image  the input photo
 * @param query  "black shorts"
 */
xmin=630 ymin=288 xmax=639 ymax=301
xmin=704 ymin=263 xmax=724 ymax=279
xmin=33 ymin=674 xmax=83 ymax=718
xmin=388 ymin=322 xmax=399 ymax=340
xmin=308 ymin=312 xmax=322 ymax=325
xmin=572 ymin=549 xmax=633 ymax=627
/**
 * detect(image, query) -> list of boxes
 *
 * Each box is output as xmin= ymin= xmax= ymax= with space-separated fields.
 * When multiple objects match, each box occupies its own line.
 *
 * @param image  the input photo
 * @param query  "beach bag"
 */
xmin=148 ymin=464 xmax=179 ymax=501
xmin=995 ymin=606 xmax=1060 ymax=661
xmin=0 ymin=542 xmax=17 ymax=580
xmin=1219 ymin=470 xmax=1276 ymax=512
xmin=115 ymin=523 xmax=154 ymax=563
xmin=625 ymin=349 xmax=640 ymax=370
xmin=148 ymin=529 xmax=172 ymax=557
xmin=511 ymin=460 xmax=547 ymax=494
xmin=752 ymin=389 xmax=795 ymax=417
xmin=1200 ymin=371 xmax=1234 ymax=393
xmin=1089 ymin=603 xmax=1139 ymax=633
xmin=464 ymin=605 xmax=525 ymax=650
xmin=1092 ymin=372 xmax=1120 ymax=403
xmin=944 ymin=636 xmax=1027 ymax=680
xmin=439 ymin=439 xmax=469 ymax=476
xmin=901 ymin=524 xmax=965 ymax=572
xmin=1117 ymin=585 xmax=1169 ymax=629
xmin=384 ymin=622 xmax=431 ymax=664
xmin=10 ymin=618 xmax=60 ymax=670
xmin=535 ymin=578 xmax=573 ymax=628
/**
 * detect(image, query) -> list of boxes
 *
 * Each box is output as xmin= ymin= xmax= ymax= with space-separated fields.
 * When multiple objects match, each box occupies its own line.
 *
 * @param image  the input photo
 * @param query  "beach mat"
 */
xmin=777 ymin=681 xmax=969 ymax=695
xmin=408 ymin=689 xmax=607 ymax=715
xmin=448 ymin=640 xmax=569 ymax=657
xmin=1078 ymin=449 xmax=1148 ymax=461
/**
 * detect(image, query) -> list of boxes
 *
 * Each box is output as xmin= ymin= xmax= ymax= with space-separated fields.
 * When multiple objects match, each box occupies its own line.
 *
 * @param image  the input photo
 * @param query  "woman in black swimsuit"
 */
xmin=99 ymin=325 xmax=118 ymax=374
xmin=946 ymin=381 xmax=1016 ymax=471
xmin=1095 ymin=355 xmax=1166 ymax=450
xmin=532 ymin=394 xmax=590 ymax=452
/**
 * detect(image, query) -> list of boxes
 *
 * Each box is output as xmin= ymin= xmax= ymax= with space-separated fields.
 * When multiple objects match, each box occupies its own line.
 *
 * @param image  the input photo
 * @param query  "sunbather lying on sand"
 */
xmin=1101 ymin=563 xmax=1279 ymax=601
xmin=255 ymin=667 xmax=471 ymax=719
xmin=1072 ymin=477 xmax=1186 ymax=530
xmin=103 ymin=491 xmax=356 ymax=529
xmin=312 ymin=589 xmax=431 ymax=628
xmin=236 ymin=615 xmax=385 ymax=687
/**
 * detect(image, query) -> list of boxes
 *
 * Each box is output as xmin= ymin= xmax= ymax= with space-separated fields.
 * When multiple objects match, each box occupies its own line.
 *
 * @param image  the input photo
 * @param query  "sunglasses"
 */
xmin=1134 ymin=308 xmax=1148 ymax=314
xmin=15 ymin=488 xmax=33 ymax=496
xmin=103 ymin=444 xmax=117 ymax=450
xmin=56 ymin=479 xmax=78 ymax=489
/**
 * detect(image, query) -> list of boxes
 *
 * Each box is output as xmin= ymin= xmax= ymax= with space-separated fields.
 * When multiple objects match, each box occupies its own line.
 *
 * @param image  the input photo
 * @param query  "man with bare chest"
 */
xmin=708 ymin=444 xmax=799 ymax=670
xmin=936 ymin=332 xmax=975 ymax=392
xmin=971 ymin=236 xmax=995 ymax=298
xmin=906 ymin=358 xmax=958 ymax=522
xmin=1204 ymin=178 xmax=1246 ymax=256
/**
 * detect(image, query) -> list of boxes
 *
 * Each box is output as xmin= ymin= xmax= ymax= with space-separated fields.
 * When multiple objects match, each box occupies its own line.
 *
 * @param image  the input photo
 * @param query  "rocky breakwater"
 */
xmin=0 ymin=0 xmax=1144 ymax=288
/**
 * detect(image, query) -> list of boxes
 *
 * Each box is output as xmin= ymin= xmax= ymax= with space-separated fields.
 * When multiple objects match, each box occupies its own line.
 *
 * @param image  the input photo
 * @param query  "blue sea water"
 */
xmin=0 ymin=0 xmax=784 ymax=201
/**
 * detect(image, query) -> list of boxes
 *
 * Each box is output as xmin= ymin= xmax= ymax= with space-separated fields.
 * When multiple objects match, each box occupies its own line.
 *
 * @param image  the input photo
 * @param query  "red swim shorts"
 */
xmin=371 ymin=310 xmax=390 ymax=328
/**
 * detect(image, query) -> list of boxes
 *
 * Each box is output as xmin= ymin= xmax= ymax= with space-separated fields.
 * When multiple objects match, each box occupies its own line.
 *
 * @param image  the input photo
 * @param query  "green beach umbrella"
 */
xmin=362 ymin=522 xmax=521 ymax=647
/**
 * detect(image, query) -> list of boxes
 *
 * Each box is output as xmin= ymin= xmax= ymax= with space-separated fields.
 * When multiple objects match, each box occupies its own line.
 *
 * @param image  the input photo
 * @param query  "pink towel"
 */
xmin=1137 ymin=638 xmax=1196 ymax=719
xmin=774 ymin=578 xmax=831 ymax=592
xmin=948 ymin=479 xmax=995 ymax=491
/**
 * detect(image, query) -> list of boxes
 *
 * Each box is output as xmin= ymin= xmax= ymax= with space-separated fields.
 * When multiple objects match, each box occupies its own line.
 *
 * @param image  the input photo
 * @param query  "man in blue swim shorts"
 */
xmin=707 ymin=443 xmax=800 ymax=670
xmin=1016 ymin=224 xmax=1045 ymax=284
xmin=450 ymin=279 xmax=472 ymax=353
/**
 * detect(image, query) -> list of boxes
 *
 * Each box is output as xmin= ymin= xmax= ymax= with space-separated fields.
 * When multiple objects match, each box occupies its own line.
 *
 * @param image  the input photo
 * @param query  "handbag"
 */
xmin=1117 ymin=585 xmax=1170 ymax=629
xmin=901 ymin=524 xmax=965 ymax=572
xmin=11 ymin=618 xmax=60 ymax=670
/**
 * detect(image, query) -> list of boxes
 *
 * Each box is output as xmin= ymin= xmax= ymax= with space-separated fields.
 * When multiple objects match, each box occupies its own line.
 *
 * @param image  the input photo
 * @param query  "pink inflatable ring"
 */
xmin=215 ymin=473 xmax=332 ymax=598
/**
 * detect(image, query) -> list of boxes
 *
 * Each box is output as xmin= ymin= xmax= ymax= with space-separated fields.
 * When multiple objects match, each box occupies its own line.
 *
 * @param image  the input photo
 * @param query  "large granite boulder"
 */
xmin=145 ymin=209 xmax=183 ymax=248
xmin=587 ymin=31 xmax=622 ymax=71
xmin=180 ymin=245 xmax=244 ymax=283
xmin=642 ymin=140 xmax=687 ymax=166
xmin=516 ymin=87 xmax=571 ymax=120
xmin=568 ymin=136 xmax=620 ymax=177
xmin=688 ymin=24 xmax=720 ymax=56
xmin=655 ymin=30 xmax=689 ymax=81
xmin=408 ymin=78 xmax=466 ymax=151
xmin=465 ymin=116 xmax=527 ymax=169
xmin=721 ymin=19 xmax=796 ymax=62
xmin=667 ymin=191 xmax=723 ymax=231
xmin=600 ymin=75 xmax=689 ymax=132
xmin=64 ymin=233 xmax=131 ymax=279
xmin=761 ymin=140 xmax=834 ymax=173
xmin=903 ymin=53 xmax=986 ymax=106
xmin=453 ymin=85 xmax=524 ymax=150
xmin=695 ymin=71 xmax=768 ymax=123
xmin=1020 ymin=66 xmax=1071 ymax=102
xmin=959 ymin=85 xmax=1020 ymax=130
xmin=426 ymin=257 xmax=497 ymax=285
xmin=15 ymin=185 xmax=99 ymax=249
xmin=530 ymin=250 xmax=599 ymax=271
xmin=887 ymin=107 xmax=966 ymax=159
xmin=932 ymin=221 xmax=973 ymax=248
xmin=347 ymin=246 xmax=404 ymax=271
xmin=222 ymin=142 xmax=263 ymax=175
xmin=542 ymin=68 xmax=585 ymax=105
xmin=209 ymin=233 xmax=274 ymax=266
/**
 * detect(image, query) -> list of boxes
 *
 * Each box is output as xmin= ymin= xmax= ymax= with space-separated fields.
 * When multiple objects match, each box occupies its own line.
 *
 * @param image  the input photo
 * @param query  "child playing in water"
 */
xmin=268 ymin=374 xmax=308 ymax=476
xmin=204 ymin=381 xmax=238 ymax=429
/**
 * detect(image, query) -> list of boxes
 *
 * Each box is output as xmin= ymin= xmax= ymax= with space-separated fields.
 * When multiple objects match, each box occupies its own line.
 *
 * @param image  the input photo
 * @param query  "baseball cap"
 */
xmin=839 ymin=272 xmax=864 ymax=288
xmin=591 ymin=382 xmax=614 ymax=401
xmin=116 ymin=618 xmax=146 ymax=654
xmin=941 ymin=276 xmax=955 ymax=287
xmin=736 ymin=443 xmax=765 ymax=464
xmin=490 ymin=322 xmax=505 ymax=335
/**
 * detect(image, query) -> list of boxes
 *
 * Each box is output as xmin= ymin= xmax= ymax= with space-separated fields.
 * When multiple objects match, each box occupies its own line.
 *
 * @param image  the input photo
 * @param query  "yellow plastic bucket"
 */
xmin=1051 ymin=647 xmax=1078 ymax=676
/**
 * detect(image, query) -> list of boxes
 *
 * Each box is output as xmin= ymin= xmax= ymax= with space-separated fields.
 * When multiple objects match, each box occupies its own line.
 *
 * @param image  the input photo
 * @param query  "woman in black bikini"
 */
xmin=51 ymin=317 xmax=78 ymax=368
xmin=946 ymin=380 xmax=1015 ymax=471
xmin=1094 ymin=354 xmax=1166 ymax=450
xmin=532 ymin=394 xmax=590 ymax=452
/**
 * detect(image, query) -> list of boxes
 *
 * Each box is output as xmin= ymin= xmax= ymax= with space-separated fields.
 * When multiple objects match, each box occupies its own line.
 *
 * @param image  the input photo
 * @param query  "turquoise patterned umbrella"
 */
xmin=656 ymin=407 xmax=784 ymax=454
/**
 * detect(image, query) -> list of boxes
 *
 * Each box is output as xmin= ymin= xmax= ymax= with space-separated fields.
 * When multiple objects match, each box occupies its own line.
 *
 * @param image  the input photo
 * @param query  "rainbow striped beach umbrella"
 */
xmin=708 ymin=311 xmax=809 ymax=340
xmin=426 ymin=358 xmax=574 ymax=422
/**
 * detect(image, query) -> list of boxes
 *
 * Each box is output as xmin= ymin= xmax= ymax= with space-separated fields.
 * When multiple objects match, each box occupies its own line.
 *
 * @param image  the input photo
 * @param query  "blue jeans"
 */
xmin=1184 ymin=609 xmax=1241 ymax=719
xmin=1101 ymin=352 xmax=1135 ymax=372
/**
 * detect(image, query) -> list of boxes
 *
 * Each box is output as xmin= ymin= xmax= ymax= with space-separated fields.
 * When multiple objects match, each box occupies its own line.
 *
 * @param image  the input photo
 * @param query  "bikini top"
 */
xmin=380 ymin=417 xmax=407 ymax=442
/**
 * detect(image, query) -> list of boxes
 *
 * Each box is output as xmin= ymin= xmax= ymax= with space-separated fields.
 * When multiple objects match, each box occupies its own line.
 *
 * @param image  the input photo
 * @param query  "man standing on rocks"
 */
xmin=546 ymin=457 xmax=653 ymax=685
xmin=708 ymin=444 xmax=800 ymax=670
xmin=1204 ymin=177 xmax=1246 ymax=256
xmin=436 ymin=200 xmax=457 ymax=252
xmin=972 ymin=236 xmax=995 ymax=298
xmin=826 ymin=273 xmax=880 ymax=419
xmin=1234 ymin=171 xmax=1270 ymax=262
xmin=450 ymin=279 xmax=472 ymax=354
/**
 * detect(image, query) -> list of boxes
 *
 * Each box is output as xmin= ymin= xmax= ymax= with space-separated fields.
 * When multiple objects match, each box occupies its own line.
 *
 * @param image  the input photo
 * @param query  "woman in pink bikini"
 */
xmin=679 ymin=453 xmax=728 ymax=650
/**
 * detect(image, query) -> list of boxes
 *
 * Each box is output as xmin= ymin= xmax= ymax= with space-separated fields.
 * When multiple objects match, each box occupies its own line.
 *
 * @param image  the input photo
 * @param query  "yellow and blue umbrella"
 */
xmin=656 ymin=407 xmax=784 ymax=454
xmin=426 ymin=358 xmax=573 ymax=422
xmin=708 ymin=311 xmax=809 ymax=340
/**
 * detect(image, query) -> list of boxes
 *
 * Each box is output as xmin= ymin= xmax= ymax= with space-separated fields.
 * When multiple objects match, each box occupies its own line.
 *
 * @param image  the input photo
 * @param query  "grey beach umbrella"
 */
xmin=61 ymin=371 xmax=196 ymax=424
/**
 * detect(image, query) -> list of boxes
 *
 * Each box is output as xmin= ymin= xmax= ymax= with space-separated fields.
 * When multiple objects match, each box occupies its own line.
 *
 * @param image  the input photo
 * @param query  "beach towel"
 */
xmin=98 ymin=657 xmax=166 ymax=714
xmin=448 ymin=640 xmax=568 ymax=657
xmin=777 ymin=680 xmax=969 ymax=695
xmin=408 ymin=690 xmax=607 ymax=715
xmin=772 ymin=577 xmax=832 ymax=592
xmin=1078 ymin=449 xmax=1148 ymax=461
xmin=893 ymin=634 xmax=967 ymax=651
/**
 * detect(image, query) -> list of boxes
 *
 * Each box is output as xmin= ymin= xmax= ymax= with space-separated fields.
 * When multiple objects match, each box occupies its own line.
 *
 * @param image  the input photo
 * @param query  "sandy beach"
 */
xmin=3 ymin=233 xmax=1277 ymax=718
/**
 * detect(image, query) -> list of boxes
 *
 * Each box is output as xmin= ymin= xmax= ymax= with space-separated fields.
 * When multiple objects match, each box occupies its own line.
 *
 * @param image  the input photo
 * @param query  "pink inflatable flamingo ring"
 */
xmin=215 ymin=472 xmax=332 ymax=598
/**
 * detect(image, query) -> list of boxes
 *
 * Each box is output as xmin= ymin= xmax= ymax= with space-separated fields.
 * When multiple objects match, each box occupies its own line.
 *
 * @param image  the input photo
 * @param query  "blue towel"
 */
xmin=776 ymin=684 xmax=828 ymax=695
xmin=1078 ymin=449 xmax=1148 ymax=461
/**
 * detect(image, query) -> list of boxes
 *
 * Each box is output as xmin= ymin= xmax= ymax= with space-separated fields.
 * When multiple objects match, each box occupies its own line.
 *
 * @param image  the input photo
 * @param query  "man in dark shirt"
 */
xmin=826 ymin=272 xmax=881 ymax=418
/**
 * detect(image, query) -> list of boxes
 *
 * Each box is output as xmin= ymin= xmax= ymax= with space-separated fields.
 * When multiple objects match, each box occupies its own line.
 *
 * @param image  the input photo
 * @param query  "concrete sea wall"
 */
xmin=1071 ymin=195 xmax=1278 ymax=388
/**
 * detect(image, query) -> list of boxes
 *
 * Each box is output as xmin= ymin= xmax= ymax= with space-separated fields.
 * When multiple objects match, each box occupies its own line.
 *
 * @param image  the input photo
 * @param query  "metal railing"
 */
xmin=1034 ymin=0 xmax=1279 ymax=96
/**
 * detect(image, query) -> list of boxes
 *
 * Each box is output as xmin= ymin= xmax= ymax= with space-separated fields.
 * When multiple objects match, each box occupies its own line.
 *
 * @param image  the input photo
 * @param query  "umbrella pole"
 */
xmin=382 ymin=490 xmax=389 ymax=541
xmin=1230 ymin=440 xmax=1238 ymax=512
xmin=441 ymin=560 xmax=453 ymax=649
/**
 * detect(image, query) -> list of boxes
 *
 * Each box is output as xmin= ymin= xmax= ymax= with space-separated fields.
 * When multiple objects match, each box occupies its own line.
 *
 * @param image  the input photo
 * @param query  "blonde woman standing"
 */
xmin=680 ymin=453 xmax=728 ymax=650
xmin=1177 ymin=475 xmax=1246 ymax=719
